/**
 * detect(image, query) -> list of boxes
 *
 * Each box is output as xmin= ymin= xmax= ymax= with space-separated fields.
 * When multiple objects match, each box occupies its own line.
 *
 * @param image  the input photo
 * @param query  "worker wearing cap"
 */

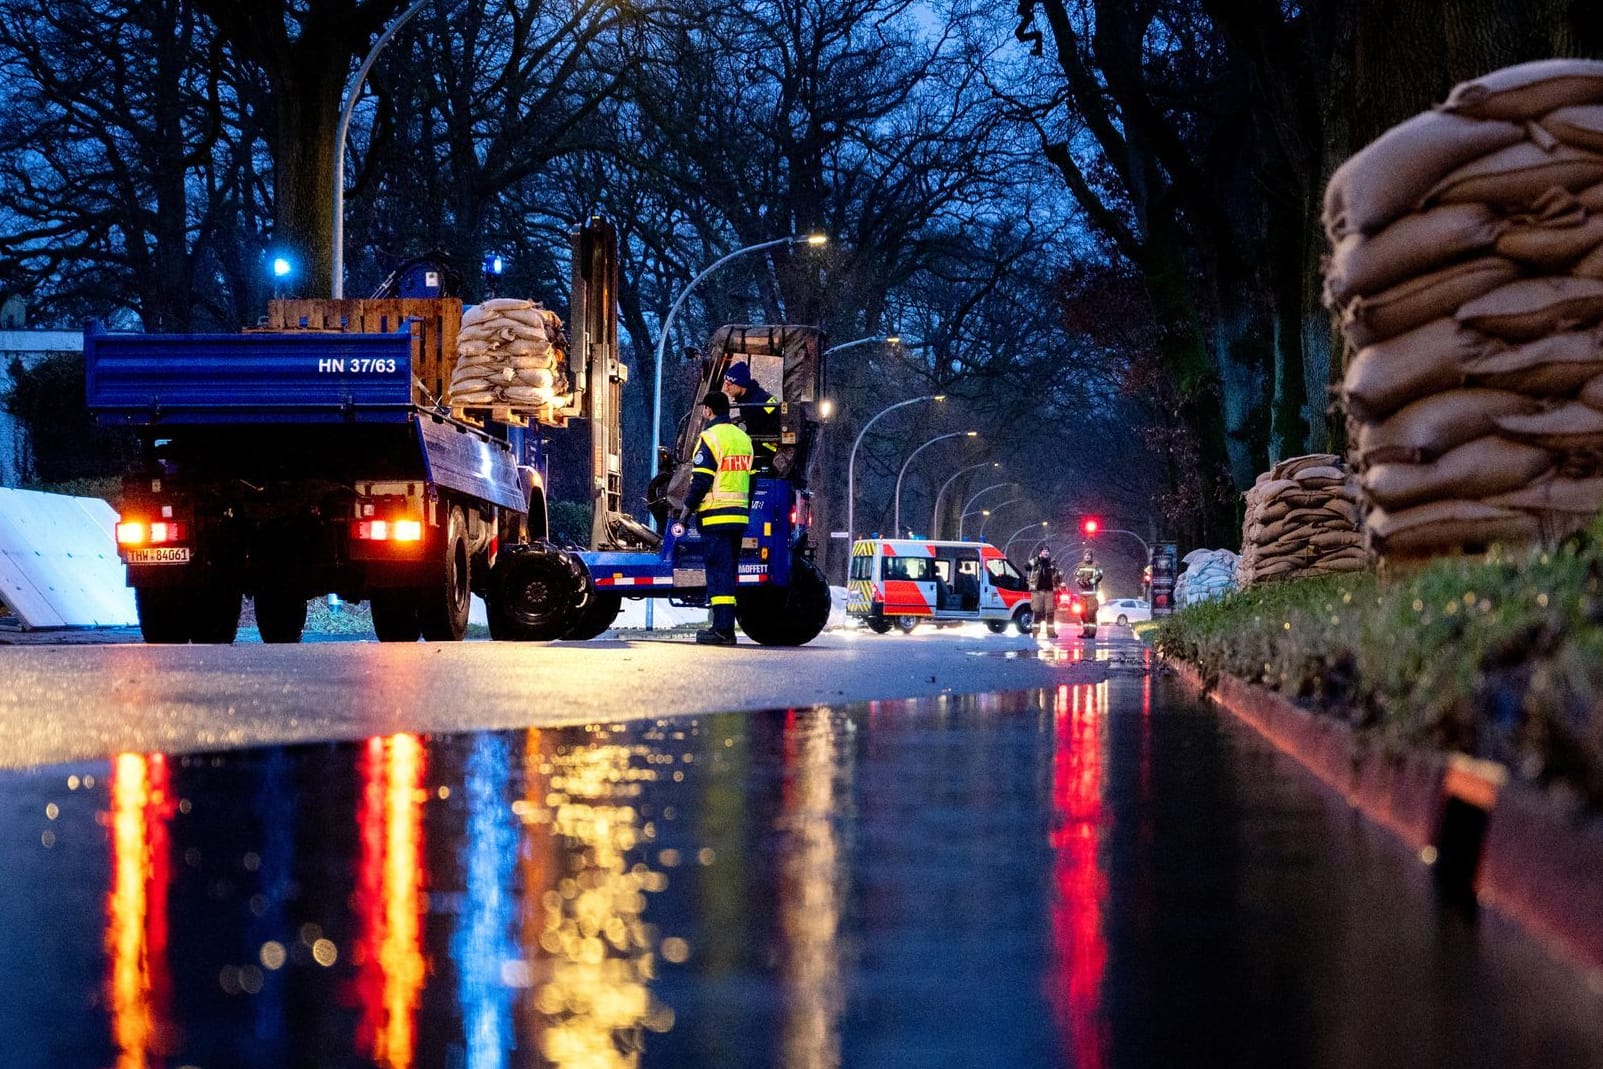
xmin=684 ymin=390 xmax=754 ymax=646
xmin=722 ymin=361 xmax=780 ymax=472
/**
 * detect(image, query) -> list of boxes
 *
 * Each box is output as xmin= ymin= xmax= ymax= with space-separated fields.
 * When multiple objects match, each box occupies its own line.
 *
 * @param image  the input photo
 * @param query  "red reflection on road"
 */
xmin=1049 ymin=683 xmax=1110 ymax=1069
xmin=107 ymin=752 xmax=176 ymax=1068
xmin=352 ymin=734 xmax=427 ymax=1069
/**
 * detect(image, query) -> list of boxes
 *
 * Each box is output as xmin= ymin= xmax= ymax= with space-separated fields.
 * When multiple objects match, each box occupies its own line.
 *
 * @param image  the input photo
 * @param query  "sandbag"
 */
xmin=1323 ymin=204 xmax=1503 ymax=306
xmin=1579 ymin=372 xmax=1603 ymax=409
xmin=1494 ymin=213 xmax=1603 ymax=268
xmin=1340 ymin=256 xmax=1518 ymax=348
xmin=1493 ymin=402 xmax=1603 ymax=450
xmin=1485 ymin=476 xmax=1603 ymax=514
xmin=1270 ymin=453 xmax=1343 ymax=480
xmin=1540 ymin=104 xmax=1603 ymax=153
xmin=1438 ymin=59 xmax=1603 ymax=121
xmin=1361 ymin=435 xmax=1553 ymax=510
xmin=1456 ymin=277 xmax=1603 ymax=341
xmin=1356 ymin=388 xmax=1539 ymax=465
xmin=1368 ymin=500 xmax=1540 ymax=553
xmin=1425 ymin=142 xmax=1603 ymax=209
xmin=1460 ymin=330 xmax=1603 ymax=394
xmin=1323 ymin=111 xmax=1525 ymax=239
xmin=1342 ymin=317 xmax=1492 ymax=422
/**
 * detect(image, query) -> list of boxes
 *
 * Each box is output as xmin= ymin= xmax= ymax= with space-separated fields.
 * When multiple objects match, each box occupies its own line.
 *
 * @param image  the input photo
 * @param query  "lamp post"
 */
xmin=1004 ymin=521 xmax=1049 ymax=561
xmin=845 ymin=394 xmax=945 ymax=570
xmin=823 ymin=335 xmax=898 ymax=358
xmin=893 ymin=431 xmax=977 ymax=535
xmin=931 ymin=461 xmax=998 ymax=539
xmin=976 ymin=498 xmax=1024 ymax=540
xmin=957 ymin=482 xmax=1017 ymax=539
xmin=332 ymin=0 xmax=435 ymax=299
xmin=1085 ymin=522 xmax=1152 ymax=559
xmin=649 ymin=234 xmax=827 ymax=481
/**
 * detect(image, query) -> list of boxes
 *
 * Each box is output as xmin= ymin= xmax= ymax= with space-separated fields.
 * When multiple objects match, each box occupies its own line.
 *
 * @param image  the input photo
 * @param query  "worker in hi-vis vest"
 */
xmin=684 ymin=389 xmax=754 ymax=646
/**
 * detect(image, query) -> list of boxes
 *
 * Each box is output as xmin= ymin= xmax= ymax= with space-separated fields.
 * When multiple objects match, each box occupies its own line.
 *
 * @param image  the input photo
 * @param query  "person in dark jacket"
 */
xmin=1027 ymin=547 xmax=1061 ymax=638
xmin=683 ymin=390 xmax=754 ymax=646
xmin=722 ymin=361 xmax=780 ymax=472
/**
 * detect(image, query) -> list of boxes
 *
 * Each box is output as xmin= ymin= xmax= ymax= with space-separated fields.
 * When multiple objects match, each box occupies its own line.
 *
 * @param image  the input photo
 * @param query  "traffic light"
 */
xmin=1081 ymin=516 xmax=1100 ymax=537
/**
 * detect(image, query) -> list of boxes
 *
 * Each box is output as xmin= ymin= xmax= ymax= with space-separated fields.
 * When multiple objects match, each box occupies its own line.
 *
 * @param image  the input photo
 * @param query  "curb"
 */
xmin=1168 ymin=659 xmax=1603 ymax=981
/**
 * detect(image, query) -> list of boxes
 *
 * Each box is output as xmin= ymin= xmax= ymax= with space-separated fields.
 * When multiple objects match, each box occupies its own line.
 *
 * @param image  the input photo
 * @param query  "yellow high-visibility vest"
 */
xmin=694 ymin=421 xmax=754 ymax=527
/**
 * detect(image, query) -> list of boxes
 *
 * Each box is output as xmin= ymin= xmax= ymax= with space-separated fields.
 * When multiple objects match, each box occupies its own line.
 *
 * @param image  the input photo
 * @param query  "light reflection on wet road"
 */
xmin=1 ymin=670 xmax=1602 ymax=1067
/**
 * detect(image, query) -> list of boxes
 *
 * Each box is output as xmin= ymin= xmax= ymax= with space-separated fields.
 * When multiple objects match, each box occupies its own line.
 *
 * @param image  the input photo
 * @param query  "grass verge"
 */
xmin=1155 ymin=521 xmax=1603 ymax=814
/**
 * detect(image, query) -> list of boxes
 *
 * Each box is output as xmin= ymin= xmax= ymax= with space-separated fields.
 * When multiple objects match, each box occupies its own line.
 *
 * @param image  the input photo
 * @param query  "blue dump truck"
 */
xmin=85 ymin=220 xmax=832 ymax=645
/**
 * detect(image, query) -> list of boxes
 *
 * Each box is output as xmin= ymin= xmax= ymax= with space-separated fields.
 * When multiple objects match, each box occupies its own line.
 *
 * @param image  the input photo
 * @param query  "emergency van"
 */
xmin=846 ymin=538 xmax=1034 ymax=634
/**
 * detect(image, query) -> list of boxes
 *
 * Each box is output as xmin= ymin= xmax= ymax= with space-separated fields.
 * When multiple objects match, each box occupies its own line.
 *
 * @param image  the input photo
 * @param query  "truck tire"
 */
xmin=136 ymin=587 xmax=191 ymax=644
xmin=734 ymin=557 xmax=831 ymax=646
xmin=190 ymin=587 xmax=242 ymax=644
xmin=564 ymin=581 xmax=622 ymax=641
xmin=419 ymin=505 xmax=471 ymax=642
xmin=255 ymin=592 xmax=308 ymax=644
xmin=487 ymin=542 xmax=583 ymax=641
xmin=370 ymin=591 xmax=422 ymax=642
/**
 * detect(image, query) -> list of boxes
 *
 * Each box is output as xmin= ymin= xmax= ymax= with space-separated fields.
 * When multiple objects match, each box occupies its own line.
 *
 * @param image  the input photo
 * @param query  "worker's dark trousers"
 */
xmin=702 ymin=524 xmax=744 ymax=634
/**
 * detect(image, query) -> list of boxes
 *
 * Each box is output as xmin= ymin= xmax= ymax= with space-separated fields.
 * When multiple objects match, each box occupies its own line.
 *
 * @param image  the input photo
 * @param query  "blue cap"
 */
xmin=723 ymin=362 xmax=752 ymax=387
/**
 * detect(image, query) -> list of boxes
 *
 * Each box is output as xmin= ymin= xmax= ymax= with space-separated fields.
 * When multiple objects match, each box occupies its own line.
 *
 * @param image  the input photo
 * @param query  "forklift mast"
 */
xmin=570 ymin=219 xmax=657 ymax=550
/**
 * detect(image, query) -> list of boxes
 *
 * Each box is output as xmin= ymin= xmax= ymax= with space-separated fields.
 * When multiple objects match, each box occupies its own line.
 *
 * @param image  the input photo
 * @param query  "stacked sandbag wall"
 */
xmin=448 ymin=298 xmax=571 ymax=412
xmin=1175 ymin=549 xmax=1240 ymax=607
xmin=1239 ymin=455 xmax=1367 ymax=587
xmin=1325 ymin=59 xmax=1603 ymax=560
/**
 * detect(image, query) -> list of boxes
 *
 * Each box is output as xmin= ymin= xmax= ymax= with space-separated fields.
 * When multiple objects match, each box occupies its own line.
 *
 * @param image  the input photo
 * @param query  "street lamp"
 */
xmin=1004 ymin=521 xmax=1049 ymax=561
xmin=931 ymin=461 xmax=999 ymax=538
xmin=1087 ymin=524 xmax=1152 ymax=559
xmin=976 ymin=497 xmax=1025 ymax=540
xmin=333 ymin=0 xmax=438 ymax=299
xmin=649 ymin=234 xmax=828 ymax=483
xmin=845 ymin=394 xmax=945 ymax=568
xmin=957 ymin=482 xmax=1017 ymax=539
xmin=893 ymin=431 xmax=977 ymax=535
xmin=822 ymin=335 xmax=899 ymax=358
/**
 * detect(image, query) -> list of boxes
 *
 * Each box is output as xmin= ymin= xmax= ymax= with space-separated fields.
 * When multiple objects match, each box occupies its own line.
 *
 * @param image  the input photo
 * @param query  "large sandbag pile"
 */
xmin=1326 ymin=59 xmax=1603 ymax=559
xmin=1238 ymin=454 xmax=1367 ymax=586
xmin=447 ymin=298 xmax=571 ymax=411
xmin=1174 ymin=548 xmax=1239 ymax=607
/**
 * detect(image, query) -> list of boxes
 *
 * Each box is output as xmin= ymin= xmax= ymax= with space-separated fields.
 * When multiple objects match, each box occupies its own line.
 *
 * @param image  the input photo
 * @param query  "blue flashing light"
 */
xmin=271 ymin=256 xmax=292 ymax=279
xmin=484 ymin=252 xmax=504 ymax=277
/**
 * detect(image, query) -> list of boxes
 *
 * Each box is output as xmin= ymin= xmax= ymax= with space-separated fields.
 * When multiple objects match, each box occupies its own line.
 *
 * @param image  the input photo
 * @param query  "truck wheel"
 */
xmin=564 ymin=579 xmax=622 ymax=641
xmin=735 ymin=557 xmax=831 ymax=646
xmin=419 ymin=506 xmax=471 ymax=642
xmin=190 ymin=587 xmax=242 ymax=644
xmin=488 ymin=543 xmax=583 ymax=641
xmin=370 ymin=591 xmax=421 ymax=642
xmin=255 ymin=592 xmax=308 ymax=644
xmin=1014 ymin=606 xmax=1035 ymax=635
xmin=136 ymin=587 xmax=191 ymax=644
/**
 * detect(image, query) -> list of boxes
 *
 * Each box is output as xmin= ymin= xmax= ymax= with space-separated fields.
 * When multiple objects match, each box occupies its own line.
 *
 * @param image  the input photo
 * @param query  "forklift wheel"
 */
xmin=735 ymin=557 xmax=831 ymax=646
xmin=488 ymin=543 xmax=585 ymax=641
xmin=563 ymin=581 xmax=622 ymax=640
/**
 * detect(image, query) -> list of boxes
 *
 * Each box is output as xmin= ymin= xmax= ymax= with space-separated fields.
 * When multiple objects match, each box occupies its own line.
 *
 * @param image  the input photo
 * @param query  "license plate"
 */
xmin=125 ymin=547 xmax=191 ymax=564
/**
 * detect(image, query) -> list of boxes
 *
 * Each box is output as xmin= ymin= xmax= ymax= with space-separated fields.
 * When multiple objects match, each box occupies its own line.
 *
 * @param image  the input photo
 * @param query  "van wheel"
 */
xmin=136 ymin=587 xmax=191 ymax=644
xmin=1013 ymin=606 xmax=1035 ymax=635
xmin=255 ymin=591 xmax=308 ymax=644
xmin=419 ymin=505 xmax=471 ymax=642
xmin=985 ymin=620 xmax=1007 ymax=634
xmin=370 ymin=591 xmax=422 ymax=642
xmin=895 ymin=615 xmax=918 ymax=634
xmin=866 ymin=617 xmax=892 ymax=634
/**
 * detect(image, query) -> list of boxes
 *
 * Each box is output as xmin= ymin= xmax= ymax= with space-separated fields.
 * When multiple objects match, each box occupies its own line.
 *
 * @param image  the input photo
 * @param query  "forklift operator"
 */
xmin=722 ymin=362 xmax=780 ymax=472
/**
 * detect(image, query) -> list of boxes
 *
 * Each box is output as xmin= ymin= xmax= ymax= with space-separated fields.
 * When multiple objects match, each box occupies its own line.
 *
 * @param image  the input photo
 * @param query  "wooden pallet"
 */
xmin=258 ymin=298 xmax=462 ymax=408
xmin=450 ymin=405 xmax=531 ymax=429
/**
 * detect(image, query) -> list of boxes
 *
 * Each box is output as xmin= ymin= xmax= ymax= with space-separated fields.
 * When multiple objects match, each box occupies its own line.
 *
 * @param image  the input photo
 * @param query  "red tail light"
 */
xmin=353 ymin=519 xmax=422 ymax=542
xmin=117 ymin=520 xmax=185 ymax=546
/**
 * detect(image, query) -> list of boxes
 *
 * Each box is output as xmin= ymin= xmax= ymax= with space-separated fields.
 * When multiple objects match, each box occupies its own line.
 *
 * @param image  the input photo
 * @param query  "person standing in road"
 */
xmin=684 ymin=390 xmax=754 ymax=646
xmin=1074 ymin=549 xmax=1104 ymax=593
xmin=722 ymin=361 xmax=780 ymax=473
xmin=1027 ymin=546 xmax=1061 ymax=639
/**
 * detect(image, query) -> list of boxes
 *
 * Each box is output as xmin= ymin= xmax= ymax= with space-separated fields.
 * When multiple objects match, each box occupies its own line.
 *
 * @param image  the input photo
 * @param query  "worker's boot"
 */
xmin=696 ymin=628 xmax=736 ymax=646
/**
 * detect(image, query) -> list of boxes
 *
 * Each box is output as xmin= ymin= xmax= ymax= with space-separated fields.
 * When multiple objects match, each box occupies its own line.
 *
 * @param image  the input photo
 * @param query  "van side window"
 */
xmin=985 ymin=558 xmax=1026 ymax=591
xmin=884 ymin=556 xmax=932 ymax=581
xmin=932 ymin=559 xmax=952 ymax=583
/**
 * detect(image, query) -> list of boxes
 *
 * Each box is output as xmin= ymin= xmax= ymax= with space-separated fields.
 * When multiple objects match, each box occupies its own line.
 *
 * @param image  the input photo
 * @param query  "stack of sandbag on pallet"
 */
xmin=1238 ymin=455 xmax=1367 ymax=587
xmin=1325 ymin=59 xmax=1603 ymax=559
xmin=448 ymin=298 xmax=570 ymax=410
xmin=1174 ymin=548 xmax=1239 ymax=607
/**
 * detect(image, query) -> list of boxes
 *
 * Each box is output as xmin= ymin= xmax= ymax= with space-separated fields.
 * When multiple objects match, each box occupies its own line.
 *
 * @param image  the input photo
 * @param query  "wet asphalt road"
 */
xmin=1 ymin=627 xmax=1602 ymax=1067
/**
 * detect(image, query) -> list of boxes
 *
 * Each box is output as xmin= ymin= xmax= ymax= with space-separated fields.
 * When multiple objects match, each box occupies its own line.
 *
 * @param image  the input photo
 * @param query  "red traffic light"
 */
xmin=1082 ymin=517 xmax=1100 ymax=536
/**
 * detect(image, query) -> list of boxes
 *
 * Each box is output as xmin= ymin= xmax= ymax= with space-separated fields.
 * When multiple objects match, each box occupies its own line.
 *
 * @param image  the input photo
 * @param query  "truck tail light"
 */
xmin=354 ymin=518 xmax=423 ymax=542
xmin=117 ymin=520 xmax=185 ymax=545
